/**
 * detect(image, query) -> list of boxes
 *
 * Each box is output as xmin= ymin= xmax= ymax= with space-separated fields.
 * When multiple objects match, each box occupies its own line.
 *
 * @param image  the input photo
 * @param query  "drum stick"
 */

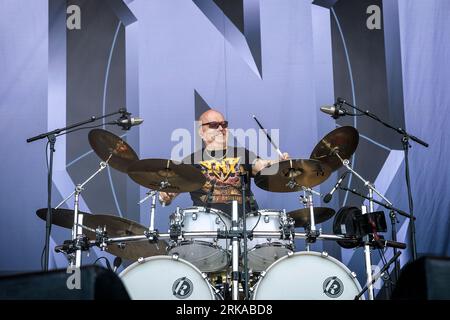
xmin=252 ymin=115 xmax=284 ymax=158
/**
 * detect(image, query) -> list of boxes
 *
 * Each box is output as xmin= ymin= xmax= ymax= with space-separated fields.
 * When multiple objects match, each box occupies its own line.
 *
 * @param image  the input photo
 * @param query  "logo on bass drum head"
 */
xmin=172 ymin=277 xmax=194 ymax=299
xmin=323 ymin=276 xmax=344 ymax=298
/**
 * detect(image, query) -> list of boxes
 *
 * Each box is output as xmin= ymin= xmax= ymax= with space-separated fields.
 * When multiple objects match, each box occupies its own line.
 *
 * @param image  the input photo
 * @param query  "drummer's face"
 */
xmin=199 ymin=110 xmax=228 ymax=148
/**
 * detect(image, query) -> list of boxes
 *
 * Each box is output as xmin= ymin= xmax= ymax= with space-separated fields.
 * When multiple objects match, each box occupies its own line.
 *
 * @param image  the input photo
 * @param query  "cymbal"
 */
xmin=127 ymin=159 xmax=206 ymax=193
xmin=88 ymin=129 xmax=139 ymax=173
xmin=254 ymin=159 xmax=331 ymax=192
xmin=287 ymin=207 xmax=336 ymax=228
xmin=310 ymin=126 xmax=359 ymax=172
xmin=36 ymin=208 xmax=167 ymax=260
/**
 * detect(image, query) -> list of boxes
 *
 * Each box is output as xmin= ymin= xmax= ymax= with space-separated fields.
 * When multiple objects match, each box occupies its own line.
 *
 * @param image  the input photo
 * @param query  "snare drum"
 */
xmin=252 ymin=251 xmax=364 ymax=300
xmin=243 ymin=209 xmax=294 ymax=272
xmin=120 ymin=255 xmax=217 ymax=300
xmin=168 ymin=207 xmax=231 ymax=272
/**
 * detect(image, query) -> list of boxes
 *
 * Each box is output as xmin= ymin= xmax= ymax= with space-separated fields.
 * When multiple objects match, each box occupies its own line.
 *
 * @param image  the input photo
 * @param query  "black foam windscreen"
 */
xmin=0 ymin=265 xmax=130 ymax=300
xmin=392 ymin=256 xmax=450 ymax=300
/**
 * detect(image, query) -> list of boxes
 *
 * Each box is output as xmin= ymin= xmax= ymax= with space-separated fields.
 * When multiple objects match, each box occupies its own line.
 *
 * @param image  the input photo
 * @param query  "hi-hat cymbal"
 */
xmin=254 ymin=159 xmax=331 ymax=192
xmin=127 ymin=159 xmax=206 ymax=193
xmin=36 ymin=208 xmax=167 ymax=260
xmin=88 ymin=129 xmax=139 ymax=173
xmin=287 ymin=207 xmax=336 ymax=228
xmin=310 ymin=126 xmax=359 ymax=172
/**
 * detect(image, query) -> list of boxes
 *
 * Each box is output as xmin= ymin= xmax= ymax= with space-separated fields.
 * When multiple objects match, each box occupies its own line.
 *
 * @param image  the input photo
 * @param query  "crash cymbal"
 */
xmin=36 ymin=208 xmax=167 ymax=260
xmin=127 ymin=159 xmax=206 ymax=193
xmin=287 ymin=207 xmax=336 ymax=228
xmin=254 ymin=159 xmax=331 ymax=192
xmin=88 ymin=129 xmax=139 ymax=173
xmin=310 ymin=126 xmax=359 ymax=172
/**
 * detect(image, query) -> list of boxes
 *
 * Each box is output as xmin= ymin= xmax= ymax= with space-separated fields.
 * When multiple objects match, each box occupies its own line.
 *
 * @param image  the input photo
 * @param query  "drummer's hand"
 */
xmin=279 ymin=152 xmax=290 ymax=161
xmin=159 ymin=192 xmax=175 ymax=205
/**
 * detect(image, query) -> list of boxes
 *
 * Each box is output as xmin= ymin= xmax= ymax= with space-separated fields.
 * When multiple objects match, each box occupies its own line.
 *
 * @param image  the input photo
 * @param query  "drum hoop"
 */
xmin=118 ymin=255 xmax=216 ymax=299
xmin=252 ymin=251 xmax=362 ymax=296
xmin=170 ymin=206 xmax=231 ymax=222
xmin=169 ymin=240 xmax=230 ymax=253
xmin=249 ymin=242 xmax=294 ymax=251
xmin=246 ymin=209 xmax=284 ymax=217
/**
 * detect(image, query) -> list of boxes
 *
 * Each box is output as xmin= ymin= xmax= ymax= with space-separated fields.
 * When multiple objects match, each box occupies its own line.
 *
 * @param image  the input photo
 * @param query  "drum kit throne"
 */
xmin=36 ymin=125 xmax=406 ymax=300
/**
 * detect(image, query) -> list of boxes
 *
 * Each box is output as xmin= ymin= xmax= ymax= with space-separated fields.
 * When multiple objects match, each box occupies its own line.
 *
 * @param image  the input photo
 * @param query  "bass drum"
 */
xmin=252 ymin=251 xmax=364 ymax=300
xmin=120 ymin=255 xmax=217 ymax=300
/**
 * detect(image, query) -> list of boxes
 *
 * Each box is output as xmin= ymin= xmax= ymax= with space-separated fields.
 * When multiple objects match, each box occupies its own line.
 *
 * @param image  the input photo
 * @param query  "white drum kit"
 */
xmin=37 ymin=125 xmax=406 ymax=300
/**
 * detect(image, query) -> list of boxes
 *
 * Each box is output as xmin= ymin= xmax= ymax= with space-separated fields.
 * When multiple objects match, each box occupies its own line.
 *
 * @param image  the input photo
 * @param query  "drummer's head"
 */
xmin=198 ymin=109 xmax=228 ymax=150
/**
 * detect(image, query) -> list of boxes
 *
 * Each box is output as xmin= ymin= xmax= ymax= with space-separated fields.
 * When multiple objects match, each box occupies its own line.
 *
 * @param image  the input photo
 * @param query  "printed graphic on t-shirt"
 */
xmin=199 ymin=157 xmax=243 ymax=204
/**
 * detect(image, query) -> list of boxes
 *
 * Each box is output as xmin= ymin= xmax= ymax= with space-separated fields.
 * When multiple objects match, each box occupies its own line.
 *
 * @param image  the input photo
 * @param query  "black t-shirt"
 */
xmin=182 ymin=147 xmax=259 ymax=216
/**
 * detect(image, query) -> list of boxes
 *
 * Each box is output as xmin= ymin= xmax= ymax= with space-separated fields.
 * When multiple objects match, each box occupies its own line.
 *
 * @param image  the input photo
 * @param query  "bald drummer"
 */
xmin=159 ymin=109 xmax=289 ymax=215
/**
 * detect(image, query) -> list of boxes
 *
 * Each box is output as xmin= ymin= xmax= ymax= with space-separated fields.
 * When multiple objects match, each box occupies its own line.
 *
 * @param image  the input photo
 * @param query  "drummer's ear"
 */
xmin=198 ymin=125 xmax=205 ymax=139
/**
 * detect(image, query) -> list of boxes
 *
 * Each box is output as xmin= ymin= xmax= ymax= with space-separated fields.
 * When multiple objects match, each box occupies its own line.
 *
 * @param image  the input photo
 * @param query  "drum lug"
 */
xmin=321 ymin=251 xmax=329 ymax=258
xmin=192 ymin=213 xmax=197 ymax=221
xmin=215 ymin=217 xmax=221 ymax=225
xmin=351 ymin=271 xmax=357 ymax=278
xmin=171 ymin=253 xmax=180 ymax=261
xmin=264 ymin=215 xmax=270 ymax=223
xmin=287 ymin=251 xmax=294 ymax=257
xmin=137 ymin=257 xmax=145 ymax=264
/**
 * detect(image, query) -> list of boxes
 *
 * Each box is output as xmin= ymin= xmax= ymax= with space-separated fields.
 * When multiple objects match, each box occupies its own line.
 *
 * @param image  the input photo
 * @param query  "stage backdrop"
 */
xmin=0 ymin=0 xmax=449 ymax=298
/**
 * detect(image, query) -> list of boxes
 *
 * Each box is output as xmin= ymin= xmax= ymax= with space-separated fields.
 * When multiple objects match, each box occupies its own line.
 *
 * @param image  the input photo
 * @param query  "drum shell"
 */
xmin=252 ymin=251 xmax=363 ymax=300
xmin=119 ymin=255 xmax=217 ymax=300
xmin=168 ymin=207 xmax=231 ymax=272
xmin=243 ymin=210 xmax=294 ymax=272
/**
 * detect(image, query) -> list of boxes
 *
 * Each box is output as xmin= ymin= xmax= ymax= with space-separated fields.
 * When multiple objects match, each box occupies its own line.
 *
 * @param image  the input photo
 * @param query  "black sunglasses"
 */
xmin=201 ymin=121 xmax=229 ymax=129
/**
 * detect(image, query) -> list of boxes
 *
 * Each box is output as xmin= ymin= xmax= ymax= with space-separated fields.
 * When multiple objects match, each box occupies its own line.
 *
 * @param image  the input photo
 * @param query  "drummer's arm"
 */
xmin=159 ymin=192 xmax=179 ymax=206
xmin=252 ymin=153 xmax=290 ymax=175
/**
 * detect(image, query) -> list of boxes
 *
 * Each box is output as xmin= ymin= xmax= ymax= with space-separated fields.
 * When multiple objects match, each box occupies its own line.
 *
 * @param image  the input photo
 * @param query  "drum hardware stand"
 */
xmin=26 ymin=108 xmax=129 ymax=271
xmin=231 ymin=200 xmax=240 ymax=300
xmin=334 ymin=152 xmax=390 ymax=300
xmin=55 ymin=155 xmax=112 ymax=268
xmin=138 ymin=181 xmax=170 ymax=243
xmin=355 ymin=250 xmax=402 ymax=300
xmin=239 ymin=166 xmax=252 ymax=300
xmin=300 ymin=187 xmax=322 ymax=251
xmin=338 ymin=186 xmax=412 ymax=282
xmin=337 ymin=98 xmax=429 ymax=261
xmin=335 ymin=152 xmax=408 ymax=299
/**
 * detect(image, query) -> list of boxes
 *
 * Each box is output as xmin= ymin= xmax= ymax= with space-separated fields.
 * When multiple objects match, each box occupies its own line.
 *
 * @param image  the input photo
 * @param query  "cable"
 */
xmin=251 ymin=212 xmax=261 ymax=233
xmin=94 ymin=256 xmax=112 ymax=271
xmin=377 ymin=248 xmax=396 ymax=288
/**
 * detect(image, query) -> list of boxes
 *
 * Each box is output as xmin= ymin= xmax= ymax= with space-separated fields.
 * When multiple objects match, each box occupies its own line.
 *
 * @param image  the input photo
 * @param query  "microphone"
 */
xmin=113 ymin=116 xmax=143 ymax=130
xmin=113 ymin=257 xmax=122 ymax=272
xmin=323 ymin=172 xmax=349 ymax=203
xmin=320 ymin=105 xmax=347 ymax=119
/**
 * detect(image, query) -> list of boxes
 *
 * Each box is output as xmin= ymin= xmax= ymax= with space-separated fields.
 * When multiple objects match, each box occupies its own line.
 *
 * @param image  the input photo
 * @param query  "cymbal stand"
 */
xmin=231 ymin=200 xmax=240 ymax=300
xmin=301 ymin=187 xmax=321 ymax=251
xmin=137 ymin=180 xmax=170 ymax=241
xmin=335 ymin=151 xmax=391 ymax=300
xmin=56 ymin=154 xmax=112 ymax=268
